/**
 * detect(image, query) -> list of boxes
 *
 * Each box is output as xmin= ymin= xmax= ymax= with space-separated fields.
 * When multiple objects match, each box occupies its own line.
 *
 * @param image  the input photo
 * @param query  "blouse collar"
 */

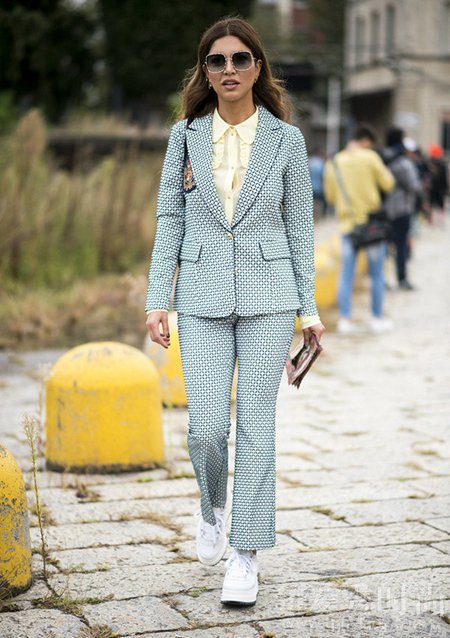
xmin=212 ymin=107 xmax=259 ymax=144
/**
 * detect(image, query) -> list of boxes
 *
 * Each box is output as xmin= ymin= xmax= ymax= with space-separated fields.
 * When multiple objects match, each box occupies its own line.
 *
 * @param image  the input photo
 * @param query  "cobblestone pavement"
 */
xmin=1 ymin=219 xmax=449 ymax=638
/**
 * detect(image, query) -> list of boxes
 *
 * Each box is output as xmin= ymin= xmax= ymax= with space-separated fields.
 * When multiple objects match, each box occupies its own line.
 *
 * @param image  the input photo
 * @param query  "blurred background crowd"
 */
xmin=0 ymin=0 xmax=448 ymax=349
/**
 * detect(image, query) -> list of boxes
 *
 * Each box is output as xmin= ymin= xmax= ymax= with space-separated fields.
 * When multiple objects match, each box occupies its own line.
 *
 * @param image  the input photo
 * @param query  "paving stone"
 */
xmin=48 ymin=497 xmax=192 ymax=526
xmin=278 ymin=464 xmax=430 ymax=485
xmin=170 ymin=580 xmax=366 ymax=625
xmin=30 ymin=520 xmax=173 ymax=551
xmin=425 ymin=517 xmax=450 ymax=533
xmin=126 ymin=626 xmax=260 ymax=638
xmin=0 ymin=608 xmax=85 ymax=638
xmin=405 ymin=476 xmax=450 ymax=496
xmin=342 ymin=567 xmax=450 ymax=605
xmin=257 ymin=544 xmax=450 ymax=583
xmin=276 ymin=454 xmax=323 ymax=472
xmin=49 ymin=562 xmax=225 ymax=599
xmin=431 ymin=541 xmax=450 ymax=554
xmin=260 ymin=609 xmax=450 ymax=638
xmin=325 ymin=495 xmax=450 ymax=525
xmin=275 ymin=508 xmax=349 ymax=531
xmin=82 ymin=595 xmax=189 ymax=633
xmin=51 ymin=543 xmax=178 ymax=571
xmin=290 ymin=521 xmax=449 ymax=549
xmin=93 ymin=477 xmax=199 ymax=501
xmin=277 ymin=480 xmax=424 ymax=509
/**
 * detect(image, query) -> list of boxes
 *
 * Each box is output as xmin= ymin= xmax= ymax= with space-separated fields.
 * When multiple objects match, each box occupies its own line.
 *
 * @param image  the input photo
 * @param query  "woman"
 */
xmin=145 ymin=17 xmax=324 ymax=606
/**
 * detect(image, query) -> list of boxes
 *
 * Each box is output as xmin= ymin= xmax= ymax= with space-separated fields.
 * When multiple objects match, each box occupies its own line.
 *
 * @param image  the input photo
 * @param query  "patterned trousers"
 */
xmin=177 ymin=311 xmax=297 ymax=550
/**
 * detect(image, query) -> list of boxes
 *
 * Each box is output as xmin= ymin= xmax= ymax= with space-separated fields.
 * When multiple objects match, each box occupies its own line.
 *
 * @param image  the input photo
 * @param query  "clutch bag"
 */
xmin=285 ymin=333 xmax=323 ymax=389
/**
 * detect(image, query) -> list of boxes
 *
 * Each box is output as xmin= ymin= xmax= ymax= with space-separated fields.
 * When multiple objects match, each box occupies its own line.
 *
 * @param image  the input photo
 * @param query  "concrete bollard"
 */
xmin=0 ymin=444 xmax=32 ymax=597
xmin=45 ymin=341 xmax=163 ymax=472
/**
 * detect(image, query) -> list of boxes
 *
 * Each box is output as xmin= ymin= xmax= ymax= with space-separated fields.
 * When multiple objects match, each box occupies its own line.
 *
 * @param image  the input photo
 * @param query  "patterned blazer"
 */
xmin=145 ymin=105 xmax=318 ymax=318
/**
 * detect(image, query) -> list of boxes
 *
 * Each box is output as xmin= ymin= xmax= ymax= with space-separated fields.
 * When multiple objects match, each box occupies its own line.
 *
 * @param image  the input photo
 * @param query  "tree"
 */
xmin=99 ymin=0 xmax=254 ymax=120
xmin=0 ymin=1 xmax=97 ymax=123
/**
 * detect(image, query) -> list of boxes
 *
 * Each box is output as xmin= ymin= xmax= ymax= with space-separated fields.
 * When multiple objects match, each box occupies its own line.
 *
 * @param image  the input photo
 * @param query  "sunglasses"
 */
xmin=204 ymin=51 xmax=256 ymax=73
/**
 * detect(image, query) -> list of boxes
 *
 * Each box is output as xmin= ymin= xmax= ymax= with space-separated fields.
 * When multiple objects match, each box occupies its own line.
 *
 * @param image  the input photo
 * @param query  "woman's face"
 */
xmin=204 ymin=35 xmax=261 ymax=106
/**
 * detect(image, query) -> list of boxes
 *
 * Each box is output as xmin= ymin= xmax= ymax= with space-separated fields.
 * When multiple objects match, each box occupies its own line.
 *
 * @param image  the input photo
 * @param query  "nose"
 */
xmin=224 ymin=57 xmax=234 ymax=73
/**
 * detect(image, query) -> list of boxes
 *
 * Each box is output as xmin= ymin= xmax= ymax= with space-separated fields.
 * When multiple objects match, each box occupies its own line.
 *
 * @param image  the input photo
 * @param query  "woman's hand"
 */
xmin=146 ymin=311 xmax=170 ymax=349
xmin=303 ymin=322 xmax=325 ymax=347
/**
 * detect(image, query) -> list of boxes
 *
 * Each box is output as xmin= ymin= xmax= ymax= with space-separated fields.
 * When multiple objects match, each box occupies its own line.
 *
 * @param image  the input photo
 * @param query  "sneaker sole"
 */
xmin=221 ymin=583 xmax=258 ymax=606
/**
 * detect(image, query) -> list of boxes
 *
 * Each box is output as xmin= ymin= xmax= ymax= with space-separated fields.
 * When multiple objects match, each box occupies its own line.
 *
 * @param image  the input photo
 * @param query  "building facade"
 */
xmin=345 ymin=0 xmax=450 ymax=151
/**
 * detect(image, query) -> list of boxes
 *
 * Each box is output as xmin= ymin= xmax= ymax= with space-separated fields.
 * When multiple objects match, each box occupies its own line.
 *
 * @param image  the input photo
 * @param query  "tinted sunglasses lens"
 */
xmin=206 ymin=54 xmax=225 ymax=72
xmin=232 ymin=52 xmax=252 ymax=70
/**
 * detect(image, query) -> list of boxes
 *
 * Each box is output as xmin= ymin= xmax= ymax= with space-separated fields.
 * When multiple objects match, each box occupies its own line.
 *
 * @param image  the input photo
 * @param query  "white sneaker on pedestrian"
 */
xmin=195 ymin=506 xmax=229 ymax=566
xmin=336 ymin=317 xmax=361 ymax=335
xmin=369 ymin=317 xmax=394 ymax=334
xmin=221 ymin=549 xmax=258 ymax=606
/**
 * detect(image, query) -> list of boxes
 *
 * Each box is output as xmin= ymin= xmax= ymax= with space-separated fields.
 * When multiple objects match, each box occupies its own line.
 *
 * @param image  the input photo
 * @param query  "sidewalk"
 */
xmin=1 ymin=220 xmax=449 ymax=638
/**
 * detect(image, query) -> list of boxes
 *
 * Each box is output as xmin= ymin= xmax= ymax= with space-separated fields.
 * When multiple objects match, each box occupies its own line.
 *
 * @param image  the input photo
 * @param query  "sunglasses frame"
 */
xmin=204 ymin=51 xmax=257 ymax=73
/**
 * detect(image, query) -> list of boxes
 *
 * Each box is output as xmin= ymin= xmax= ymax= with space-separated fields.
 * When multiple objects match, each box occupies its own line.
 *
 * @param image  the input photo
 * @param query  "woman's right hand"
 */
xmin=146 ymin=311 xmax=170 ymax=349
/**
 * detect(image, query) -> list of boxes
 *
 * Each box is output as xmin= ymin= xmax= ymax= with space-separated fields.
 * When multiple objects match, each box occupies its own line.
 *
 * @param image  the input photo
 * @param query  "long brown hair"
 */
xmin=180 ymin=17 xmax=292 ymax=123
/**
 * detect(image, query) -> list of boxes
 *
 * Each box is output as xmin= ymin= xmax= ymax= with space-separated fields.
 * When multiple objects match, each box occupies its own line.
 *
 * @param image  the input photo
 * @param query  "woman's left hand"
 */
xmin=303 ymin=322 xmax=325 ymax=347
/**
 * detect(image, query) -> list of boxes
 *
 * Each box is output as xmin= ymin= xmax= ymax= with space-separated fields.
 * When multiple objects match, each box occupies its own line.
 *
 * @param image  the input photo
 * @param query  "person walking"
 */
xmin=382 ymin=127 xmax=422 ymax=291
xmin=427 ymin=143 xmax=448 ymax=224
xmin=309 ymin=148 xmax=326 ymax=219
xmin=324 ymin=126 xmax=395 ymax=335
xmin=145 ymin=17 xmax=324 ymax=606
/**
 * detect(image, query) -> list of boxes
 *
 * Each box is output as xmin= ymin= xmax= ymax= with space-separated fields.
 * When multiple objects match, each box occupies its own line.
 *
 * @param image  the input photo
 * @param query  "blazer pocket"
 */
xmin=259 ymin=240 xmax=291 ymax=261
xmin=179 ymin=241 xmax=202 ymax=262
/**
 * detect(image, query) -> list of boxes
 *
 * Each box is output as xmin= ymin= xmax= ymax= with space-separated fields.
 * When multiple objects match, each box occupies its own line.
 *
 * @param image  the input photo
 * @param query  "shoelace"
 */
xmin=225 ymin=550 xmax=254 ymax=576
xmin=195 ymin=509 xmax=225 ymax=543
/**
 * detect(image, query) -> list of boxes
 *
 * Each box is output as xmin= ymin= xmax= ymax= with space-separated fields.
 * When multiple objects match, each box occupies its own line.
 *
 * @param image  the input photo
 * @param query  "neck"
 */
xmin=217 ymin=97 xmax=256 ymax=125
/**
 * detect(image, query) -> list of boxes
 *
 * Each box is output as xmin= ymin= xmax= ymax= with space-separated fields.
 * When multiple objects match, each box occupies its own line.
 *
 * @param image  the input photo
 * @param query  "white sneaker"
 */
xmin=369 ymin=317 xmax=394 ymax=334
xmin=221 ymin=549 xmax=258 ymax=606
xmin=195 ymin=506 xmax=228 ymax=566
xmin=336 ymin=317 xmax=361 ymax=335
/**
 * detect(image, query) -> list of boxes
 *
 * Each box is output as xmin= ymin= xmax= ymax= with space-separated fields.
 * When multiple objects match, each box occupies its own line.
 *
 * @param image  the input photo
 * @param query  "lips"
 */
xmin=222 ymin=80 xmax=239 ymax=87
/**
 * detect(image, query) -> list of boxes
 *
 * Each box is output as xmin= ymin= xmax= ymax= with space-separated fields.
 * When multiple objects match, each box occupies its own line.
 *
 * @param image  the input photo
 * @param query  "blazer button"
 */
xmin=226 ymin=232 xmax=233 ymax=240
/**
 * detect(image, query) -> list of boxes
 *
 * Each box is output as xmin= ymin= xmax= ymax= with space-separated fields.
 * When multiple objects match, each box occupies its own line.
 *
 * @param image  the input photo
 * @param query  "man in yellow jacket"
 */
xmin=324 ymin=126 xmax=395 ymax=334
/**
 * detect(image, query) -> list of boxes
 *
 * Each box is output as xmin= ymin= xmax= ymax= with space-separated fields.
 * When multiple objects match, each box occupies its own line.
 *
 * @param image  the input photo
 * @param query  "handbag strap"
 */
xmin=332 ymin=158 xmax=356 ymax=223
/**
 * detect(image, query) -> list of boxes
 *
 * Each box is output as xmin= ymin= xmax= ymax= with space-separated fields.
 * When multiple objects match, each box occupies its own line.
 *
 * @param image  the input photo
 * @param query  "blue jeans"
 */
xmin=338 ymin=235 xmax=387 ymax=318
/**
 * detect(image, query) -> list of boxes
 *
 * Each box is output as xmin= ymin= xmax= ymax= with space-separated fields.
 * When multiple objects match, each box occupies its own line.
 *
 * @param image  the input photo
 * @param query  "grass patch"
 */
xmin=34 ymin=591 xmax=113 ymax=617
xmin=186 ymin=586 xmax=209 ymax=598
xmin=310 ymin=505 xmax=346 ymax=521
xmin=77 ymin=627 xmax=120 ymax=638
xmin=75 ymin=479 xmax=101 ymax=503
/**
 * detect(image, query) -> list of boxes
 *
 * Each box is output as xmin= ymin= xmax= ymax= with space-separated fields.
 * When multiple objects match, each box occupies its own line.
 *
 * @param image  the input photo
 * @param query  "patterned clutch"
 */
xmin=285 ymin=333 xmax=323 ymax=389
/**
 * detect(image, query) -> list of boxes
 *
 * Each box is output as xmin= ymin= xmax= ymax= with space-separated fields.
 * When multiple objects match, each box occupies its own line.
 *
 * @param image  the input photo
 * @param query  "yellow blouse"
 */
xmin=148 ymin=107 xmax=321 ymax=330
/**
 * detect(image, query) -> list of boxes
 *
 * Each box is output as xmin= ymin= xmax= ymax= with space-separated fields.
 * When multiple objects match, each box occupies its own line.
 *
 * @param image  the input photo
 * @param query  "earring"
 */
xmin=206 ymin=77 xmax=211 ymax=89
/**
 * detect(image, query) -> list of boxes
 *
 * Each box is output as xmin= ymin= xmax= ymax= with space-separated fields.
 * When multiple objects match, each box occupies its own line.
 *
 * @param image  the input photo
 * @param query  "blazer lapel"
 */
xmin=186 ymin=113 xmax=230 ymax=230
xmin=231 ymin=106 xmax=284 ymax=228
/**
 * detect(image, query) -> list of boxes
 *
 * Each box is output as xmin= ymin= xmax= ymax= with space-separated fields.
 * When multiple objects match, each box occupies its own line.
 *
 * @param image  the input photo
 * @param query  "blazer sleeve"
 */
xmin=282 ymin=127 xmax=318 ymax=318
xmin=145 ymin=122 xmax=186 ymax=311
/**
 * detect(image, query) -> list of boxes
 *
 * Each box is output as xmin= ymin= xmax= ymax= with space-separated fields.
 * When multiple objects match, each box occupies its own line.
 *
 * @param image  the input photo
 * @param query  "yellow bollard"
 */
xmin=0 ymin=444 xmax=32 ymax=597
xmin=45 ymin=342 xmax=163 ymax=472
xmin=314 ymin=247 xmax=339 ymax=309
xmin=144 ymin=312 xmax=237 ymax=407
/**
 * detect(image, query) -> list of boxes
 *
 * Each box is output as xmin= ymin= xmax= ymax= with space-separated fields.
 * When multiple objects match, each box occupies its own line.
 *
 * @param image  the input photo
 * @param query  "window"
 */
xmin=355 ymin=16 xmax=366 ymax=66
xmin=386 ymin=4 xmax=396 ymax=56
xmin=370 ymin=11 xmax=380 ymax=61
